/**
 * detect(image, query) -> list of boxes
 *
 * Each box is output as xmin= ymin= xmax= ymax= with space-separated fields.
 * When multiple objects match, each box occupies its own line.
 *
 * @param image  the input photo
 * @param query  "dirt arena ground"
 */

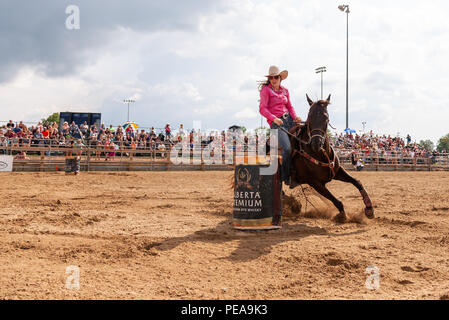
xmin=1 ymin=170 xmax=449 ymax=300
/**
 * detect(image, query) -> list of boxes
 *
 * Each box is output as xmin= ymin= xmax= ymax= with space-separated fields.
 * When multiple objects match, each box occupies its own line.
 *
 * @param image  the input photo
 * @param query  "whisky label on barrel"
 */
xmin=234 ymin=191 xmax=262 ymax=210
xmin=233 ymin=164 xmax=277 ymax=221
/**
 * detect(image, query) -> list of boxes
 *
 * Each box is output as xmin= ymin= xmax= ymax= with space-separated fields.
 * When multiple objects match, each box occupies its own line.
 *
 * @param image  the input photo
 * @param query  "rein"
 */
xmin=277 ymin=124 xmax=310 ymax=145
xmin=278 ymin=119 xmax=337 ymax=180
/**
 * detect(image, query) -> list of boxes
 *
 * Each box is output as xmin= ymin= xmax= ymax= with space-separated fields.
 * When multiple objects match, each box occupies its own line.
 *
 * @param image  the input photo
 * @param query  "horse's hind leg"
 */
xmin=334 ymin=168 xmax=374 ymax=219
xmin=309 ymin=182 xmax=347 ymax=223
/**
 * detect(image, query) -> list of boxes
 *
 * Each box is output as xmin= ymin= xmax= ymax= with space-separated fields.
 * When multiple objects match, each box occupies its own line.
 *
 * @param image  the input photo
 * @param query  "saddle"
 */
xmin=287 ymin=123 xmax=305 ymax=188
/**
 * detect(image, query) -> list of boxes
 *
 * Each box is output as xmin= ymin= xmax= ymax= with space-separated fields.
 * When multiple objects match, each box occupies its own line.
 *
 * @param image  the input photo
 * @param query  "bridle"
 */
xmin=283 ymin=117 xmax=328 ymax=147
xmin=278 ymin=110 xmax=337 ymax=180
xmin=309 ymin=124 xmax=328 ymax=146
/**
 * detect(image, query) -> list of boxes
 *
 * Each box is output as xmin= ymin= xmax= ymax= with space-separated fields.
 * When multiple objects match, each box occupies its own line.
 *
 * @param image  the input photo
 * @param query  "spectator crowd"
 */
xmin=0 ymin=120 xmax=231 ymax=160
xmin=0 ymin=120 xmax=181 ymax=152
xmin=1 ymin=120 xmax=447 ymax=162
xmin=331 ymin=130 xmax=446 ymax=158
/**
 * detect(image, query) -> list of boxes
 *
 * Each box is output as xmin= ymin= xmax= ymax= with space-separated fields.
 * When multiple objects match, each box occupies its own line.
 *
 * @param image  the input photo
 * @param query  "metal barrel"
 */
xmin=65 ymin=158 xmax=74 ymax=174
xmin=65 ymin=157 xmax=80 ymax=174
xmin=233 ymin=164 xmax=282 ymax=230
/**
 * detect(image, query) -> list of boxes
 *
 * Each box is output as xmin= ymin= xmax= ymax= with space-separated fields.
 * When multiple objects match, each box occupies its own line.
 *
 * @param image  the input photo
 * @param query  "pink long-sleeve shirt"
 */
xmin=259 ymin=83 xmax=297 ymax=126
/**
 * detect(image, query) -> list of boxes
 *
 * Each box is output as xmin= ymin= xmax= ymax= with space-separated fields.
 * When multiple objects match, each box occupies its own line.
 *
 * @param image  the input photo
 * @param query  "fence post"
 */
xmin=201 ymin=144 xmax=204 ymax=171
xmin=115 ymin=142 xmax=119 ymax=171
xmin=151 ymin=146 xmax=155 ymax=171
xmin=40 ymin=145 xmax=45 ymax=172
xmin=86 ymin=140 xmax=91 ymax=172
xmin=166 ymin=145 xmax=171 ymax=171
xmin=48 ymin=142 xmax=52 ymax=172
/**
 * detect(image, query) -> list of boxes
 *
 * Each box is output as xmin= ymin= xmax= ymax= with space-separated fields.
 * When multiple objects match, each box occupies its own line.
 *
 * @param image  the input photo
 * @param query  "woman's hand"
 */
xmin=273 ymin=118 xmax=283 ymax=126
xmin=294 ymin=116 xmax=302 ymax=123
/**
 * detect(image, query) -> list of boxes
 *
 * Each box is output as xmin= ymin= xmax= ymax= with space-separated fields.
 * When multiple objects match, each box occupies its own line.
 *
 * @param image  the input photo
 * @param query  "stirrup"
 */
xmin=287 ymin=177 xmax=300 ymax=189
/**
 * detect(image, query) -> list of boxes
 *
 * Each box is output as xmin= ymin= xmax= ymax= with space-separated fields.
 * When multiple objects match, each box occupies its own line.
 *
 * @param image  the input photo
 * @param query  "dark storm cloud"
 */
xmin=0 ymin=0 xmax=225 ymax=82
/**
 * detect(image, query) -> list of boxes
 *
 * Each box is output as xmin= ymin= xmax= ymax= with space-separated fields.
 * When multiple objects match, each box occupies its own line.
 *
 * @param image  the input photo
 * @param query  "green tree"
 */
xmin=437 ymin=134 xmax=449 ymax=152
xmin=41 ymin=112 xmax=59 ymax=124
xmin=418 ymin=139 xmax=435 ymax=152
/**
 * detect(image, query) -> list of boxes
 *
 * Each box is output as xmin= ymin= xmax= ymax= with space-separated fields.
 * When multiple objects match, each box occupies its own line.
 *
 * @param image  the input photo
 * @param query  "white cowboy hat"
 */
xmin=265 ymin=65 xmax=288 ymax=80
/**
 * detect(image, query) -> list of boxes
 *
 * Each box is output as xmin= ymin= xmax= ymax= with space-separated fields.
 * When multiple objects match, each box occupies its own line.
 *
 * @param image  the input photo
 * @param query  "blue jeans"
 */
xmin=270 ymin=114 xmax=294 ymax=182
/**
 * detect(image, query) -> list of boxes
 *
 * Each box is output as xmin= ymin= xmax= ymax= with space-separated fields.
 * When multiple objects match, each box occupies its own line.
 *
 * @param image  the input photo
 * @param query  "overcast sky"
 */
xmin=1 ymin=0 xmax=449 ymax=143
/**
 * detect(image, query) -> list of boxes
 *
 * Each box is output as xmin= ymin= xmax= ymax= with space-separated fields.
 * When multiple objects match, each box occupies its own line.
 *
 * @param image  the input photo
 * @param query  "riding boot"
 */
xmin=290 ymin=166 xmax=297 ymax=181
xmin=287 ymin=160 xmax=300 ymax=188
xmin=290 ymin=159 xmax=300 ymax=182
xmin=288 ymin=176 xmax=300 ymax=189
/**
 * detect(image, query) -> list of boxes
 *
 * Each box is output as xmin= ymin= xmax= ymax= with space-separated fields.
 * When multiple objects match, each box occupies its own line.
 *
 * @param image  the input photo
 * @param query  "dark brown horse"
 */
xmin=287 ymin=94 xmax=374 ymax=223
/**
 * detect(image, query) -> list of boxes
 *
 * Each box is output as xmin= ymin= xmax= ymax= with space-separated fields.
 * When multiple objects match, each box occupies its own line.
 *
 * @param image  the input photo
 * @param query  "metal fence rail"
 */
xmin=336 ymin=149 xmax=449 ymax=171
xmin=1 ymin=141 xmax=449 ymax=172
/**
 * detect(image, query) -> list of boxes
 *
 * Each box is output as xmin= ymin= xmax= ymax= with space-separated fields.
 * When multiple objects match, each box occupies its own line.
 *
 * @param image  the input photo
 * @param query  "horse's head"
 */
xmin=306 ymin=94 xmax=330 ymax=154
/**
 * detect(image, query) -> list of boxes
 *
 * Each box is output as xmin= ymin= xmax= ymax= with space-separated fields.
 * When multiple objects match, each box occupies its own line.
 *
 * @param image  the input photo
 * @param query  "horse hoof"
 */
xmin=365 ymin=207 xmax=375 ymax=219
xmin=333 ymin=213 xmax=347 ymax=224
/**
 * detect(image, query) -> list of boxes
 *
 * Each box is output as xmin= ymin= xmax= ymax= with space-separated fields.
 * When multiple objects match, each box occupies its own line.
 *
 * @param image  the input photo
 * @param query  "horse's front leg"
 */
xmin=308 ymin=182 xmax=347 ymax=223
xmin=334 ymin=168 xmax=374 ymax=219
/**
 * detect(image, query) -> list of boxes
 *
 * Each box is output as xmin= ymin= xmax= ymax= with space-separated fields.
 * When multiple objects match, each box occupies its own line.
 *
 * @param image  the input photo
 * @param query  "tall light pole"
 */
xmin=123 ymin=99 xmax=135 ymax=122
xmin=315 ymin=66 xmax=326 ymax=99
xmin=338 ymin=4 xmax=350 ymax=129
xmin=362 ymin=121 xmax=366 ymax=133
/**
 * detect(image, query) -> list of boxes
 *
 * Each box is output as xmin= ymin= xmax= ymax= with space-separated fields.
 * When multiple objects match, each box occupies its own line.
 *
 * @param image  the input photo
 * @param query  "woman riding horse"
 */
xmin=259 ymin=65 xmax=302 ymax=187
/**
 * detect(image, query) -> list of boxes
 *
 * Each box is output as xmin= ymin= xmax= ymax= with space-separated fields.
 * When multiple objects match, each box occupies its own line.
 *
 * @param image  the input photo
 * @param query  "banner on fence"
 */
xmin=0 ymin=155 xmax=13 ymax=172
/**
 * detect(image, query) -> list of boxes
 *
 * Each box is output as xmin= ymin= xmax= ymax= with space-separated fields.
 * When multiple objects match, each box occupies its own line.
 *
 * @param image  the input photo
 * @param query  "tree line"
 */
xmin=418 ymin=134 xmax=448 ymax=153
